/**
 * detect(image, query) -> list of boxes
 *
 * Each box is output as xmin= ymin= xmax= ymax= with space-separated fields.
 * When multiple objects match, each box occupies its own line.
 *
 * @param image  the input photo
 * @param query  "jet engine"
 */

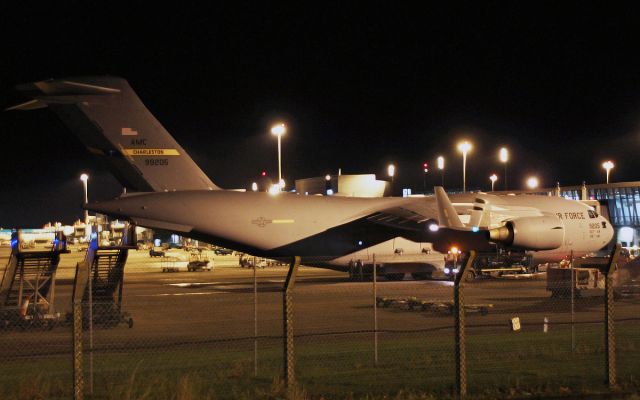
xmin=488 ymin=216 xmax=564 ymax=250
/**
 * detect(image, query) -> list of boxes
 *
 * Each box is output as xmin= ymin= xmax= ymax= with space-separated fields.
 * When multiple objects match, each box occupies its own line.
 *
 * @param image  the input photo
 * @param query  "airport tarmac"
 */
xmin=1 ymin=244 xmax=638 ymax=358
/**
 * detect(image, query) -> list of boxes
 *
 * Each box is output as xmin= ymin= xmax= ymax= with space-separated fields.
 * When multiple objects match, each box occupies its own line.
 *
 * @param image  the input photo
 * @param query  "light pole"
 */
xmin=489 ymin=174 xmax=498 ymax=192
xmin=602 ymin=161 xmax=614 ymax=184
xmin=457 ymin=141 xmax=472 ymax=192
xmin=500 ymin=147 xmax=509 ymax=190
xmin=526 ymin=176 xmax=539 ymax=190
xmin=387 ymin=164 xmax=395 ymax=195
xmin=271 ymin=123 xmax=286 ymax=190
xmin=437 ymin=156 xmax=445 ymax=187
xmin=422 ymin=162 xmax=428 ymax=193
xmin=80 ymin=173 xmax=89 ymax=224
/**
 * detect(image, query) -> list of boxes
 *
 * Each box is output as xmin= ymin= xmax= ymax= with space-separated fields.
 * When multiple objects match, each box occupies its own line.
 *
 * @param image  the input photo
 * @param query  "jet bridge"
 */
xmin=72 ymin=224 xmax=137 ymax=329
xmin=0 ymin=230 xmax=69 ymax=329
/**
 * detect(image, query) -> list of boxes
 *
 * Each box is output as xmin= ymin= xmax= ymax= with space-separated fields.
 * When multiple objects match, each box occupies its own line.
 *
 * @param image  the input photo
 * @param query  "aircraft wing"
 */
xmin=364 ymin=195 xmax=495 ymax=253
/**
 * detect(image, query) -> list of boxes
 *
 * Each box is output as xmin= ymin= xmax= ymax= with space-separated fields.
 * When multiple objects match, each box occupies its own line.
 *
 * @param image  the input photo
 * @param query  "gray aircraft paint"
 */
xmin=11 ymin=76 xmax=614 ymax=270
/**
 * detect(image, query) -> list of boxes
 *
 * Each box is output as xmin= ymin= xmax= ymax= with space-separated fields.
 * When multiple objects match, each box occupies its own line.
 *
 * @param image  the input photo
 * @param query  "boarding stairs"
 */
xmin=0 ymin=231 xmax=68 ymax=328
xmin=72 ymin=224 xmax=136 ymax=329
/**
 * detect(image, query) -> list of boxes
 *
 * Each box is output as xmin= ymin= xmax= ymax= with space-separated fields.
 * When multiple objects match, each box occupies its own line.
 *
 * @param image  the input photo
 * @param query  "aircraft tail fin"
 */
xmin=434 ymin=186 xmax=466 ymax=229
xmin=9 ymin=77 xmax=219 ymax=192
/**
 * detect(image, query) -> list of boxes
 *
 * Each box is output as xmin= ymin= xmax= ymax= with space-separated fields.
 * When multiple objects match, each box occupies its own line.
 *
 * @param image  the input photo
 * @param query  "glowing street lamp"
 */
xmin=387 ymin=164 xmax=396 ymax=195
xmin=387 ymin=164 xmax=395 ymax=182
xmin=437 ymin=156 xmax=445 ymax=186
xmin=526 ymin=176 xmax=539 ymax=190
xmin=489 ymin=174 xmax=498 ymax=192
xmin=499 ymin=147 xmax=509 ymax=190
xmin=271 ymin=123 xmax=286 ymax=190
xmin=251 ymin=182 xmax=258 ymax=192
xmin=80 ymin=173 xmax=89 ymax=224
xmin=457 ymin=141 xmax=472 ymax=192
xmin=602 ymin=161 xmax=614 ymax=184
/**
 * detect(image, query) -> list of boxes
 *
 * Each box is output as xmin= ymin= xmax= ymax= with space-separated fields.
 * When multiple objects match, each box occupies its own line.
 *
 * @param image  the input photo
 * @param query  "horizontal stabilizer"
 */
xmin=16 ymin=79 xmax=121 ymax=96
xmin=5 ymin=99 xmax=47 ymax=111
xmin=9 ymin=76 xmax=219 ymax=193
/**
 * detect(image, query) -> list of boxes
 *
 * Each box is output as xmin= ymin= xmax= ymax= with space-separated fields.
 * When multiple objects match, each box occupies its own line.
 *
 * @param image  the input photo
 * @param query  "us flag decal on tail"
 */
xmin=121 ymin=127 xmax=138 ymax=136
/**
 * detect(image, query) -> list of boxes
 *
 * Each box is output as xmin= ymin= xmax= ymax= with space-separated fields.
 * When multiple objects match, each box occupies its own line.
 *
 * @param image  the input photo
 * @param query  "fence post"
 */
xmin=373 ymin=254 xmax=378 ymax=366
xmin=604 ymin=244 xmax=621 ymax=388
xmin=283 ymin=256 xmax=300 ymax=387
xmin=72 ymin=299 xmax=83 ymax=400
xmin=454 ymin=251 xmax=476 ymax=398
xmin=253 ymin=255 xmax=258 ymax=377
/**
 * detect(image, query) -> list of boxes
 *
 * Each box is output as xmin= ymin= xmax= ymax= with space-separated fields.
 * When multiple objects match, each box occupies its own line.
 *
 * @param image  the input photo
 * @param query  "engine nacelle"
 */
xmin=488 ymin=216 xmax=564 ymax=250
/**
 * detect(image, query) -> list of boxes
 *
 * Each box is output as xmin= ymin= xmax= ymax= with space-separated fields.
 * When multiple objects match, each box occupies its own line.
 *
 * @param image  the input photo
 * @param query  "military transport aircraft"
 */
xmin=8 ymin=77 xmax=614 ymax=279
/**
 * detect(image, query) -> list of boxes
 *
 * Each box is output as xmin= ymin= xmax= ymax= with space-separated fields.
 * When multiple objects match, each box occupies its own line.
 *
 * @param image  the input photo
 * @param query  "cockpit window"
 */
xmin=588 ymin=210 xmax=598 ymax=218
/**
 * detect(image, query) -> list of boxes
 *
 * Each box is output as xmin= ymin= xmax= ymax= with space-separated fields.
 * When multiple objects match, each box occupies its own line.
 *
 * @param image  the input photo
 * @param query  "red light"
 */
xmin=423 ymin=162 xmax=428 ymax=168
xmin=261 ymin=171 xmax=266 ymax=177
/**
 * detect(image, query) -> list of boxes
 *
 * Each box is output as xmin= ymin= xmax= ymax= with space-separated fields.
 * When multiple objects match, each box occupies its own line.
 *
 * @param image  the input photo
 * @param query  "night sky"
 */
xmin=2 ymin=3 xmax=640 ymax=227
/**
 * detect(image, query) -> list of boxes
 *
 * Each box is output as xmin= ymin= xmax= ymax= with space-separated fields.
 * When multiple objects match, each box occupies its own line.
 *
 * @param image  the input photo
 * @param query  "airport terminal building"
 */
xmin=558 ymin=181 xmax=640 ymax=249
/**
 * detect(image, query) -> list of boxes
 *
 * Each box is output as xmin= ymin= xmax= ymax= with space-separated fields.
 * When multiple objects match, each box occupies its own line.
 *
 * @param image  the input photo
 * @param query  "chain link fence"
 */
xmin=0 ymin=246 xmax=638 ymax=399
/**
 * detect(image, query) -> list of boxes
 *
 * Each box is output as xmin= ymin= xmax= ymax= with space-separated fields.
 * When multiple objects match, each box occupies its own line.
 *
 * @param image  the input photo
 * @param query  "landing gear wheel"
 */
xmin=128 ymin=318 xmax=134 ymax=329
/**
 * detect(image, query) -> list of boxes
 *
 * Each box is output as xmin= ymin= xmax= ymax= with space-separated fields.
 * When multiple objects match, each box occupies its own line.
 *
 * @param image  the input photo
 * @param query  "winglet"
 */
xmin=434 ymin=186 xmax=465 ymax=229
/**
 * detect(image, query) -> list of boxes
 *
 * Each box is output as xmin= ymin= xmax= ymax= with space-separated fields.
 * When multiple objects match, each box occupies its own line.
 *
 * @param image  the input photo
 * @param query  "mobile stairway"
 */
xmin=71 ymin=224 xmax=136 ymax=329
xmin=0 ymin=230 xmax=69 ymax=329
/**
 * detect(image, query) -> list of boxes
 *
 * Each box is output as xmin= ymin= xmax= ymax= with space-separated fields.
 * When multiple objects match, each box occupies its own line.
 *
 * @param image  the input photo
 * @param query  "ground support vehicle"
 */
xmin=186 ymin=251 xmax=212 ymax=272
xmin=444 ymin=251 xmax=535 ymax=281
xmin=160 ymin=256 xmax=184 ymax=272
xmin=214 ymin=247 xmax=234 ymax=255
xmin=149 ymin=247 xmax=165 ymax=257
xmin=546 ymin=250 xmax=640 ymax=298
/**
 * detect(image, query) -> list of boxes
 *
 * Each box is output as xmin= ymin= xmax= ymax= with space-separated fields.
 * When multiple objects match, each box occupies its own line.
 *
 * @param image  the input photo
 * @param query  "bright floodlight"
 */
xmin=80 ymin=173 xmax=89 ymax=182
xmin=325 ymin=174 xmax=331 ymax=181
xmin=428 ymin=223 xmax=439 ymax=232
xmin=279 ymin=178 xmax=285 ymax=190
xmin=602 ymin=160 xmax=614 ymax=184
xmin=251 ymin=182 xmax=258 ymax=192
xmin=437 ymin=156 xmax=444 ymax=170
xmin=526 ymin=176 xmax=539 ymax=190
xmin=457 ymin=141 xmax=472 ymax=192
xmin=499 ymin=147 xmax=509 ymax=163
xmin=270 ymin=123 xmax=286 ymax=136
xmin=489 ymin=174 xmax=498 ymax=191
xmin=457 ymin=141 xmax=472 ymax=154
xmin=268 ymin=184 xmax=281 ymax=195
xmin=387 ymin=164 xmax=395 ymax=177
